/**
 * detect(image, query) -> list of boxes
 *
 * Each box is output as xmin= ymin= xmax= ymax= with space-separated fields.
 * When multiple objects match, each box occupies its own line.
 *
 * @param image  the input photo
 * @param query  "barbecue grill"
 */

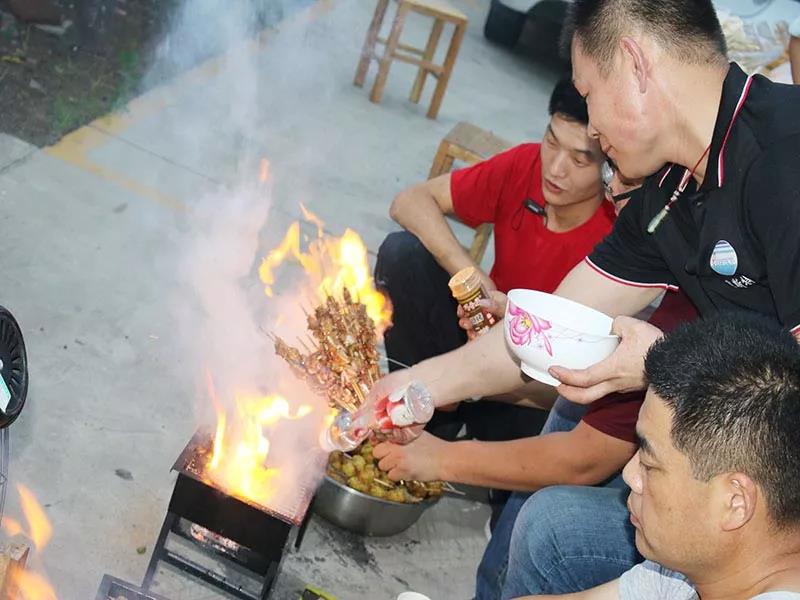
xmin=142 ymin=430 xmax=315 ymax=600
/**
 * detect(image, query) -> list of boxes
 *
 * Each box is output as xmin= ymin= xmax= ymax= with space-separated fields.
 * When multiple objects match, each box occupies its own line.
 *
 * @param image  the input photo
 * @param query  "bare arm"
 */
xmin=375 ymin=421 xmax=636 ymax=490
xmin=518 ymin=579 xmax=620 ymax=600
xmin=381 ymin=261 xmax=658 ymax=406
xmin=410 ymin=324 xmax=526 ymax=406
xmin=390 ymin=174 xmax=492 ymax=287
xmin=555 ymin=261 xmax=661 ymax=317
xmin=441 ymin=422 xmax=635 ymax=490
xmin=790 ymin=36 xmax=800 ymax=85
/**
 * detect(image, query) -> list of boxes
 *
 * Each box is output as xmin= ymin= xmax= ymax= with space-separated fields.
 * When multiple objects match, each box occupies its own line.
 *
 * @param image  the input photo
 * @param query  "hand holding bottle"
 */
xmin=320 ymin=381 xmax=434 ymax=452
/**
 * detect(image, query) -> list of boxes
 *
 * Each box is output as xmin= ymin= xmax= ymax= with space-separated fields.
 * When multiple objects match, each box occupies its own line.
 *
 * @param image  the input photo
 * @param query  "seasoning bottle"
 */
xmin=320 ymin=382 xmax=434 ymax=452
xmin=449 ymin=267 xmax=496 ymax=336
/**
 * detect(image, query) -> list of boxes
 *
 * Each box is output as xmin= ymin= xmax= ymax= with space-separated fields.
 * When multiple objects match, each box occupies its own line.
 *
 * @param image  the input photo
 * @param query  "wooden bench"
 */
xmin=429 ymin=121 xmax=513 ymax=263
xmin=354 ymin=0 xmax=468 ymax=119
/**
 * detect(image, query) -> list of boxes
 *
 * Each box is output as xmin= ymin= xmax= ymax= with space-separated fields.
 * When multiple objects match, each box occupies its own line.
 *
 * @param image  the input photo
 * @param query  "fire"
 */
xmin=201 ymin=168 xmax=387 ymax=511
xmin=258 ymin=207 xmax=392 ymax=333
xmin=1 ymin=485 xmax=57 ymax=600
xmin=206 ymin=383 xmax=313 ymax=504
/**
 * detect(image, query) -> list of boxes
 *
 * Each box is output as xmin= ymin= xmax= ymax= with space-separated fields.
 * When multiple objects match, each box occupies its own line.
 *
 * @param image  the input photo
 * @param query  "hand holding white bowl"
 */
xmin=549 ymin=315 xmax=664 ymax=404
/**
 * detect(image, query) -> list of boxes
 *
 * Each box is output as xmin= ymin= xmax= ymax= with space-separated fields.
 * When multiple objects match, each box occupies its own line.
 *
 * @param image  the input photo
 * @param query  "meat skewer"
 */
xmin=273 ymin=289 xmax=382 ymax=414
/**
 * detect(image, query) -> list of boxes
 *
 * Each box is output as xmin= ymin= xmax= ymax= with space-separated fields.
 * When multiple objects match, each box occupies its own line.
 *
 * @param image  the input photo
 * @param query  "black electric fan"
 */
xmin=0 ymin=306 xmax=27 ymax=429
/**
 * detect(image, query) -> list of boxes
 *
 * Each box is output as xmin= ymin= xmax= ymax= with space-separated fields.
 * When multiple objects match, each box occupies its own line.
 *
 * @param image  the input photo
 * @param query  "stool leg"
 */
xmin=370 ymin=2 xmax=410 ymax=104
xmin=428 ymin=141 xmax=454 ymax=179
xmin=410 ymin=18 xmax=444 ymax=104
xmin=427 ymin=21 xmax=466 ymax=119
xmin=354 ymin=0 xmax=390 ymax=88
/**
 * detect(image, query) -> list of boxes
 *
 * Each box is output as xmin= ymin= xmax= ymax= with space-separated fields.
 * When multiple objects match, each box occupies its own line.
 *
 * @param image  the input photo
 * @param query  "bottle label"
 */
xmin=388 ymin=400 xmax=415 ymax=427
xmin=458 ymin=288 xmax=496 ymax=332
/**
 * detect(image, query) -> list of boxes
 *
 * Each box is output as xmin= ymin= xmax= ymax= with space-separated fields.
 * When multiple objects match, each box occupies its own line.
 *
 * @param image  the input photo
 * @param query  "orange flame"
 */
xmin=14 ymin=572 xmax=57 ymax=600
xmin=1 ymin=485 xmax=58 ymax=600
xmin=3 ymin=517 xmax=23 ymax=537
xmin=18 ymin=486 xmax=53 ymax=551
xmin=258 ymin=207 xmax=392 ymax=333
xmin=206 ymin=386 xmax=313 ymax=505
xmin=299 ymin=203 xmax=324 ymax=238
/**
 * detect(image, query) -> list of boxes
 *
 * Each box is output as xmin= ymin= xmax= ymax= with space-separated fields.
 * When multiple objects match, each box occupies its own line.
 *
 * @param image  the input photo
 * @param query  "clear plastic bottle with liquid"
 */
xmin=320 ymin=381 xmax=434 ymax=452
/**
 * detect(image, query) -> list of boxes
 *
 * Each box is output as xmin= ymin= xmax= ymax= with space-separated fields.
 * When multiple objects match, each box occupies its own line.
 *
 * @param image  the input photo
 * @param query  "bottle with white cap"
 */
xmin=320 ymin=381 xmax=434 ymax=452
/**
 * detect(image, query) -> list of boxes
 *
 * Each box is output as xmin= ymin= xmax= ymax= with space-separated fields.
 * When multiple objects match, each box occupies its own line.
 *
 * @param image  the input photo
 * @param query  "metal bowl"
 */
xmin=312 ymin=475 xmax=439 ymax=537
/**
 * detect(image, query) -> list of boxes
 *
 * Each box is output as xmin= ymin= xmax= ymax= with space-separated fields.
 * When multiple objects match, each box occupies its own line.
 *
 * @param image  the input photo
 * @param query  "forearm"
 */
xmin=518 ymin=579 xmax=620 ymax=600
xmin=555 ymin=261 xmax=661 ymax=317
xmin=790 ymin=37 xmax=800 ymax=85
xmin=439 ymin=423 xmax=635 ymax=491
xmin=412 ymin=325 xmax=526 ymax=406
xmin=390 ymin=185 xmax=476 ymax=276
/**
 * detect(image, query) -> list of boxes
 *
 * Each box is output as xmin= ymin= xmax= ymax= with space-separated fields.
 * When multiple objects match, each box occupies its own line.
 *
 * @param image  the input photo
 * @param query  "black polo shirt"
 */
xmin=587 ymin=63 xmax=800 ymax=333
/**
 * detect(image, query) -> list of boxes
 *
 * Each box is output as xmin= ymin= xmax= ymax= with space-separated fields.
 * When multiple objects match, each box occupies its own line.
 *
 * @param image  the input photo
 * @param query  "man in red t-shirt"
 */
xmin=375 ymin=79 xmax=614 ymax=445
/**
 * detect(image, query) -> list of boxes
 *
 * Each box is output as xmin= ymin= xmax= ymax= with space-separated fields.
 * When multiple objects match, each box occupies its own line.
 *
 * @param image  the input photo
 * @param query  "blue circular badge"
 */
xmin=710 ymin=240 xmax=738 ymax=276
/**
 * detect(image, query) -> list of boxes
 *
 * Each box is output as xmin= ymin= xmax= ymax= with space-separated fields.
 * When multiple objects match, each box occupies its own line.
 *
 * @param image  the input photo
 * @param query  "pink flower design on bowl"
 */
xmin=507 ymin=301 xmax=554 ymax=357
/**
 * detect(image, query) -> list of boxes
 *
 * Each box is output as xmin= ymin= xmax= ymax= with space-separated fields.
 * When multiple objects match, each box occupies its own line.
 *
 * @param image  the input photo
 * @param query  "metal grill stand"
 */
xmin=142 ymin=473 xmax=306 ymax=600
xmin=142 ymin=431 xmax=315 ymax=600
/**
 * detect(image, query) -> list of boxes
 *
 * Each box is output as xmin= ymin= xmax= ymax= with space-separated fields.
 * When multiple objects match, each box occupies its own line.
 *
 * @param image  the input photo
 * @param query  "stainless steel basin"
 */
xmin=312 ymin=475 xmax=439 ymax=537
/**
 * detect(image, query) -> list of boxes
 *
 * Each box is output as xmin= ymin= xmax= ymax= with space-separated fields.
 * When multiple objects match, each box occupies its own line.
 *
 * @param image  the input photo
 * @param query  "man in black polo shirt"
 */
xmin=549 ymin=5 xmax=800 ymax=404
xmin=365 ymin=0 xmax=800 ymax=594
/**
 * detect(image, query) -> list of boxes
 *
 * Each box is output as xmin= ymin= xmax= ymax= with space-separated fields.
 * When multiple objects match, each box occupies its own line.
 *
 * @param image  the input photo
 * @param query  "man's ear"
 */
xmin=619 ymin=37 xmax=650 ymax=93
xmin=718 ymin=473 xmax=758 ymax=532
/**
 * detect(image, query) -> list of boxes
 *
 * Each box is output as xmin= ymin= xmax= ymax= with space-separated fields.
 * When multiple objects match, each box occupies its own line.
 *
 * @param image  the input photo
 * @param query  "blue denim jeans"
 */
xmin=501 ymin=485 xmax=638 ymax=598
xmin=474 ymin=397 xmax=589 ymax=600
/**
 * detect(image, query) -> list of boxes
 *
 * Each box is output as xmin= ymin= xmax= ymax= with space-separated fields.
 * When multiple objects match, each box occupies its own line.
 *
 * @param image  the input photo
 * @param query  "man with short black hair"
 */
xmin=515 ymin=314 xmax=800 ymax=600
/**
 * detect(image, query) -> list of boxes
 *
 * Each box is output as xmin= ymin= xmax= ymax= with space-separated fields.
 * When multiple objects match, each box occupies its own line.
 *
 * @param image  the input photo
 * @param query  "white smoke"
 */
xmin=149 ymin=0 xmax=335 ymax=515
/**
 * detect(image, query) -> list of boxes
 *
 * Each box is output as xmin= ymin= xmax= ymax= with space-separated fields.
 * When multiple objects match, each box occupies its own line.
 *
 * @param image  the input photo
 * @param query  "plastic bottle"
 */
xmin=320 ymin=381 xmax=434 ymax=452
xmin=449 ymin=267 xmax=496 ymax=336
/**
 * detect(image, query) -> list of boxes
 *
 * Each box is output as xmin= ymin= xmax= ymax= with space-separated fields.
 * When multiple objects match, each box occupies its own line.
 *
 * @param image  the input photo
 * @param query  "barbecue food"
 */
xmin=273 ymin=289 xmax=446 ymax=501
xmin=326 ymin=442 xmax=444 ymax=504
xmin=273 ymin=289 xmax=380 ymax=414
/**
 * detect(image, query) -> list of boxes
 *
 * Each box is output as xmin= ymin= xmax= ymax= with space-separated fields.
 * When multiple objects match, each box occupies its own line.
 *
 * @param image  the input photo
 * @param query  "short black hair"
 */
xmin=548 ymin=78 xmax=589 ymax=125
xmin=562 ymin=0 xmax=727 ymax=72
xmin=645 ymin=312 xmax=800 ymax=529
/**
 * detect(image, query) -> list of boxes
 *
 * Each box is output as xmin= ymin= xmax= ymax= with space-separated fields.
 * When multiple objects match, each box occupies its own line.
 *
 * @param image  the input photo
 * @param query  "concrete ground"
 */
xmin=0 ymin=0 xmax=560 ymax=598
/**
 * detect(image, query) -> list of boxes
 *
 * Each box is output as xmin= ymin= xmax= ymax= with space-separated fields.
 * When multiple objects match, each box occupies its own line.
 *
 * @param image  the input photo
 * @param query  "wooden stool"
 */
xmin=354 ymin=0 xmax=468 ymax=119
xmin=429 ymin=122 xmax=512 ymax=263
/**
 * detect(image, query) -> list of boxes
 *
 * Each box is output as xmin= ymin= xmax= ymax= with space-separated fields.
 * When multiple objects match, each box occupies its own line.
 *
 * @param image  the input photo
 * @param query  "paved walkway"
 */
xmin=0 ymin=1 xmax=558 ymax=597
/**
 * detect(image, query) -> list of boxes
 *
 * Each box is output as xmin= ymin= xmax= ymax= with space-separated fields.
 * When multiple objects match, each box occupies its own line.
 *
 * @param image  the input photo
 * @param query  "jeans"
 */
xmin=475 ymin=397 xmax=589 ymax=600
xmin=501 ymin=485 xmax=639 ymax=598
xmin=374 ymin=231 xmax=548 ymax=442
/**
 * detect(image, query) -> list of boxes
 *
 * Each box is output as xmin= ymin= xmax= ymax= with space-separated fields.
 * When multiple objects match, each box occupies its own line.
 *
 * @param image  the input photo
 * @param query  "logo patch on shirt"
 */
xmin=710 ymin=240 xmax=738 ymax=276
xmin=725 ymin=275 xmax=755 ymax=289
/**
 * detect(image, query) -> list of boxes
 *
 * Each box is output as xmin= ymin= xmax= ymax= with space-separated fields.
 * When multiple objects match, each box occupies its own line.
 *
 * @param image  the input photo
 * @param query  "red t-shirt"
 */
xmin=581 ymin=291 xmax=700 ymax=442
xmin=451 ymin=143 xmax=616 ymax=294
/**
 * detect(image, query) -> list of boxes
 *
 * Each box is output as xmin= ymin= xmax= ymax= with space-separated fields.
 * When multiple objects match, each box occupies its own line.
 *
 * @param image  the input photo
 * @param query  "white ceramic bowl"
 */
xmin=504 ymin=289 xmax=620 ymax=386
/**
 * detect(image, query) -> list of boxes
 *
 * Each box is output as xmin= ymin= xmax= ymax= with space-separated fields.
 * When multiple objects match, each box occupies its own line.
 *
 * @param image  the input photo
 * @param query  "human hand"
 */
xmin=368 ymin=371 xmax=435 ymax=433
xmin=373 ymin=431 xmax=448 ymax=482
xmin=548 ymin=316 xmax=663 ymax=404
xmin=458 ymin=290 xmax=508 ymax=340
xmin=369 ymin=367 xmax=416 ymax=407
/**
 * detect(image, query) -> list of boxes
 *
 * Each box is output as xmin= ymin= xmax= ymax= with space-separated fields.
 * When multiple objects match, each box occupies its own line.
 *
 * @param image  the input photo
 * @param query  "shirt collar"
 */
xmin=699 ymin=63 xmax=751 ymax=192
